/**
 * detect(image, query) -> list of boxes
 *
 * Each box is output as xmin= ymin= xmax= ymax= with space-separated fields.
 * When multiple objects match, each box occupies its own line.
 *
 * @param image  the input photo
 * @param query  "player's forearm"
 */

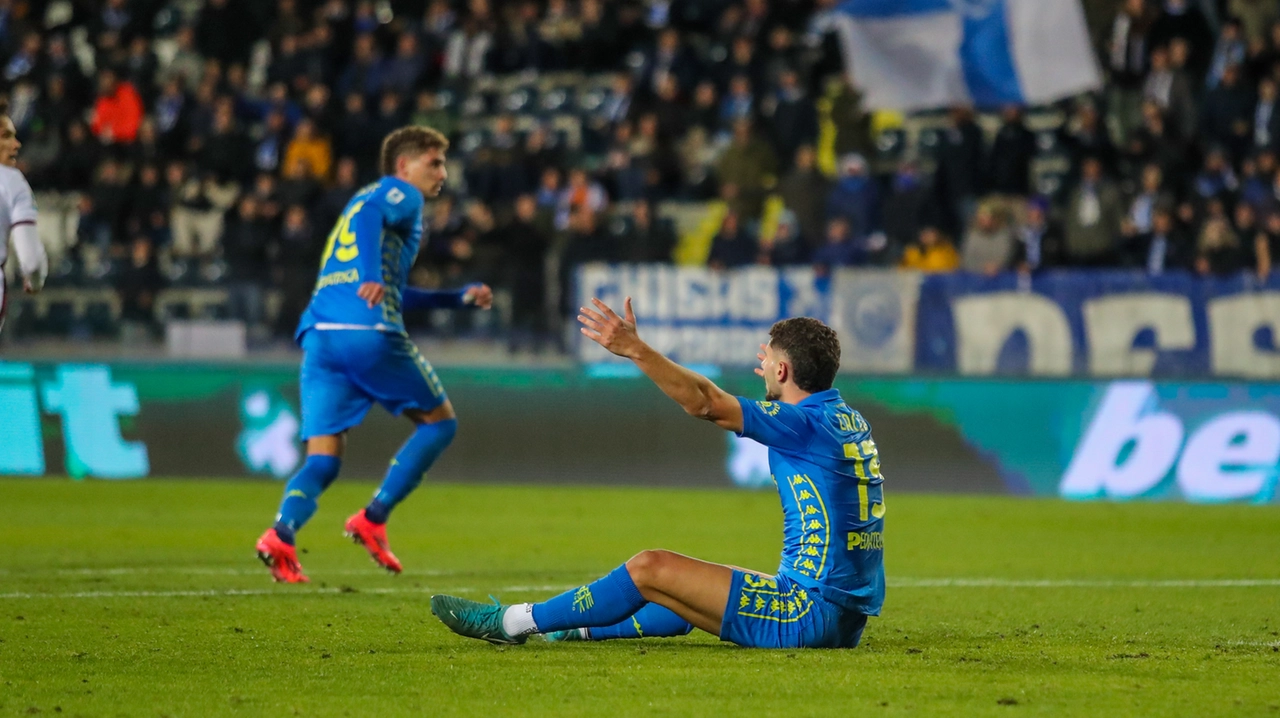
xmin=630 ymin=343 xmax=727 ymax=421
xmin=403 ymin=286 xmax=469 ymax=311
xmin=11 ymin=222 xmax=47 ymax=288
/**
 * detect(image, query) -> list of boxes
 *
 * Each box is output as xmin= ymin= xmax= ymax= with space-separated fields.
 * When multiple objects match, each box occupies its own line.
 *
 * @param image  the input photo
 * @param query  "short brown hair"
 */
xmin=379 ymin=126 xmax=449 ymax=175
xmin=768 ymin=317 xmax=841 ymax=393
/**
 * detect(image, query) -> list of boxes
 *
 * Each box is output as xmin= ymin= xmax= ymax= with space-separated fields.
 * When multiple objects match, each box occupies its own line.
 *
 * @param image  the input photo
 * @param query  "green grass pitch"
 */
xmin=1 ymin=479 xmax=1277 ymax=717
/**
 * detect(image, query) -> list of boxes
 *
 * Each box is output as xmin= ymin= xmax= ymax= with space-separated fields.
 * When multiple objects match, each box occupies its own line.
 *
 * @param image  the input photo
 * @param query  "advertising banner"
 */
xmin=3 ymin=362 xmax=1276 ymax=504
xmin=915 ymin=270 xmax=1280 ymax=378
xmin=576 ymin=265 xmax=1280 ymax=379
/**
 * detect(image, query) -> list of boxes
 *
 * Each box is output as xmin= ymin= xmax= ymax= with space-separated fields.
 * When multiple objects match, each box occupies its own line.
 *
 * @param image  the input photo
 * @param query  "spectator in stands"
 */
xmin=708 ymin=211 xmax=757 ymax=269
xmin=339 ymin=34 xmax=385 ymax=101
xmin=1232 ymin=200 xmax=1266 ymax=269
xmin=444 ymin=16 xmax=494 ymax=81
xmin=171 ymin=162 xmax=239 ymax=261
xmin=1143 ymin=44 xmax=1198 ymax=139
xmin=160 ymin=26 xmax=203 ymax=92
xmin=1128 ymin=203 xmax=1193 ymax=274
xmin=987 ymin=106 xmax=1036 ymax=197
xmin=501 ymin=194 xmax=553 ymax=354
xmin=116 ymin=235 xmax=164 ymax=328
xmin=828 ymin=79 xmax=876 ymax=162
xmin=523 ymin=125 xmax=564 ymax=192
xmin=715 ymin=119 xmax=776 ymax=218
xmin=688 ymin=80 xmax=721 ymax=138
xmin=811 ymin=217 xmax=864 ymax=273
xmin=935 ymin=106 xmax=986 ymax=233
xmin=282 ymin=118 xmax=332 ymax=183
xmin=900 ymin=226 xmax=961 ymax=273
xmin=90 ymin=68 xmax=144 ymax=145
xmin=961 ymin=202 xmax=1014 ymax=276
xmin=826 ymin=153 xmax=879 ymax=243
xmin=1256 ymin=211 xmax=1280 ymax=277
xmin=620 ymin=201 xmax=678 ymax=263
xmin=383 ymin=33 xmax=425 ymax=97
xmin=1200 ymin=63 xmax=1254 ymax=160
xmin=719 ymin=75 xmax=756 ymax=131
xmin=578 ymin=0 xmax=619 ymax=72
xmin=1129 ymin=100 xmax=1187 ymax=178
xmin=1192 ymin=148 xmax=1241 ymax=207
xmin=54 ymin=121 xmax=99 ymax=193
xmin=195 ymin=0 xmax=256 ymax=68
xmin=410 ymin=91 xmax=458 ymax=140
xmin=272 ymin=204 xmax=319 ymax=337
xmin=1125 ymin=163 xmax=1174 ymax=236
xmin=1150 ymin=0 xmax=1214 ymax=78
xmin=222 ymin=196 xmax=271 ymax=333
xmin=200 ymin=106 xmax=253 ymax=184
xmin=318 ymin=158 xmax=359 ymax=234
xmin=1065 ymin=157 xmax=1124 ymax=266
xmin=778 ymin=145 xmax=829 ymax=255
xmin=719 ymin=36 xmax=765 ymax=95
xmin=1207 ymin=18 xmax=1248 ymax=90
xmin=129 ymin=163 xmax=169 ymax=229
xmin=1012 ymin=198 xmax=1064 ymax=273
xmin=1063 ymin=100 xmax=1117 ymax=179
xmin=556 ymin=168 xmax=608 ymax=231
xmin=1195 ymin=216 xmax=1247 ymax=275
xmin=1253 ymin=78 xmax=1280 ymax=151
xmin=643 ymin=28 xmax=699 ymax=96
xmin=759 ymin=210 xmax=809 ymax=266
xmin=765 ymin=69 xmax=818 ymax=173
xmin=276 ymin=156 xmax=321 ymax=210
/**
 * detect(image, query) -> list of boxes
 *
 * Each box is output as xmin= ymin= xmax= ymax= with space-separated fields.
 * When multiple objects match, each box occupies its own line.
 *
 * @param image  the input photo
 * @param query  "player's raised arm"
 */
xmin=579 ymin=297 xmax=743 ymax=433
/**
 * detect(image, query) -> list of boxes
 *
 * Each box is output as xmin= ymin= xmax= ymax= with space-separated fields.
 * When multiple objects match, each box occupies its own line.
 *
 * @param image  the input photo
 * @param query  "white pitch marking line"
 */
xmin=2 ymin=578 xmax=1280 ymax=600
xmin=0 ymin=585 xmax=576 ymax=600
xmin=890 ymin=578 xmax=1280 ymax=588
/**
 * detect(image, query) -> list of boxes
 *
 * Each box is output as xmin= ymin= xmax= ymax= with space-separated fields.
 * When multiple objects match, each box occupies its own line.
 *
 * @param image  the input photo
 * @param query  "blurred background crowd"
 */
xmin=2 ymin=0 xmax=1278 ymax=349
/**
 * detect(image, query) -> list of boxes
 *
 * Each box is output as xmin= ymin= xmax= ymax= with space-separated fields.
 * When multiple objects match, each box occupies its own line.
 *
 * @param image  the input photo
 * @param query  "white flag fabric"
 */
xmin=833 ymin=0 xmax=1101 ymax=111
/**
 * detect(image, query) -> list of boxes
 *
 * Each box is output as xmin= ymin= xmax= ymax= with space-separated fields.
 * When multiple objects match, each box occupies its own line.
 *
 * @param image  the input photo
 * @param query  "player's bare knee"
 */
xmin=625 ymin=549 xmax=676 ymax=591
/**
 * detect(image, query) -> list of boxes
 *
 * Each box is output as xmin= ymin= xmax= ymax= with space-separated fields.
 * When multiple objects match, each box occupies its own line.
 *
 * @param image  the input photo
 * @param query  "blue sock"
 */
xmin=531 ymin=564 xmax=647 ymax=632
xmin=586 ymin=604 xmax=694 ymax=640
xmin=273 ymin=455 xmax=342 ymax=544
xmin=364 ymin=419 xmax=457 ymax=524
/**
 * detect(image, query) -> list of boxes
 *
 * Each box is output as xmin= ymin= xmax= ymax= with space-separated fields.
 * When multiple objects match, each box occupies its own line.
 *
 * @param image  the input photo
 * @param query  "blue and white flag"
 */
xmin=834 ymin=0 xmax=1101 ymax=110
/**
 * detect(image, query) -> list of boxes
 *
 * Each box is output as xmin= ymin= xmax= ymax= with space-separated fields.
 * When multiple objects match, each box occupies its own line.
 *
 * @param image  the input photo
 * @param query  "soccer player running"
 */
xmin=256 ymin=127 xmax=493 ymax=583
xmin=0 ymin=102 xmax=48 ymax=335
xmin=432 ymin=298 xmax=885 ymax=649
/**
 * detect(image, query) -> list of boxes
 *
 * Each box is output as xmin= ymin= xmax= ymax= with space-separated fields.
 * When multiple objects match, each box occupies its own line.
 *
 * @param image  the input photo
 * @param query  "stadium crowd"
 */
xmin=2 ymin=0 xmax=1278 ymax=346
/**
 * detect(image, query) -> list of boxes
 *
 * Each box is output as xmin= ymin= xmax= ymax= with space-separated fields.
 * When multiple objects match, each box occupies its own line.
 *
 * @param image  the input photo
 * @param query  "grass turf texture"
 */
xmin=0 ymin=480 xmax=1277 ymax=717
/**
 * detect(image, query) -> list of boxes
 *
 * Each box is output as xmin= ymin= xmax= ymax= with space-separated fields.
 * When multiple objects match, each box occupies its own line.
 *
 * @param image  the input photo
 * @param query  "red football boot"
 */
xmin=344 ymin=510 xmax=403 ymax=574
xmin=255 ymin=528 xmax=309 ymax=583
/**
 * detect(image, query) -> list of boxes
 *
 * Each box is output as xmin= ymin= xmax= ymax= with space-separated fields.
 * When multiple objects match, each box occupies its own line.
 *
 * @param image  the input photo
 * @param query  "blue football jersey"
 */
xmin=296 ymin=176 xmax=425 ymax=339
xmin=736 ymin=389 xmax=886 ymax=616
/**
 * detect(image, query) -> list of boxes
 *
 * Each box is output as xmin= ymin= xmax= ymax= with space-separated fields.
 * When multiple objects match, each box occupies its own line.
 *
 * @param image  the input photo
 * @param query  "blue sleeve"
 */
xmin=736 ymin=397 xmax=813 ymax=451
xmin=403 ymin=283 xmax=483 ymax=311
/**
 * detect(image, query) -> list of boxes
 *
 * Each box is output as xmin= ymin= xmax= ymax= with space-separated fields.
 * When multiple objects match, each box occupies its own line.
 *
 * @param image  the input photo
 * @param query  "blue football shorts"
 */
xmin=298 ymin=329 xmax=447 ymax=439
xmin=719 ymin=570 xmax=868 ymax=649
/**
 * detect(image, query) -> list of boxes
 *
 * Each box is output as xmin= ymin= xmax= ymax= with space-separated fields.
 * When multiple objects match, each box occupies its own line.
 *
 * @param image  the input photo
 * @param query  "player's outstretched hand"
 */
xmin=358 ymin=281 xmax=385 ymax=308
xmin=579 ymin=297 xmax=642 ymax=359
xmin=754 ymin=343 xmax=767 ymax=377
xmin=463 ymin=283 xmax=494 ymax=309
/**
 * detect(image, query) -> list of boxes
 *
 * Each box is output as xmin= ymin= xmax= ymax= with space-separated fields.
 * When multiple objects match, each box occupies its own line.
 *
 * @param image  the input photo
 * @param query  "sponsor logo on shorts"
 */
xmin=846 ymin=531 xmax=884 ymax=551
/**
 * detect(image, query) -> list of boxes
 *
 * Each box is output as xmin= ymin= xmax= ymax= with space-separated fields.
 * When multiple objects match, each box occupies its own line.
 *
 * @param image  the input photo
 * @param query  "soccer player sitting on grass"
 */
xmin=432 ymin=299 xmax=885 ymax=649
xmin=255 ymin=126 xmax=493 ymax=583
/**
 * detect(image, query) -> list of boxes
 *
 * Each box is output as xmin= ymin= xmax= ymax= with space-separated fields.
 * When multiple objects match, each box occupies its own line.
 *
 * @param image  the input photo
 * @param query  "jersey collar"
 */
xmin=797 ymin=388 xmax=841 ymax=407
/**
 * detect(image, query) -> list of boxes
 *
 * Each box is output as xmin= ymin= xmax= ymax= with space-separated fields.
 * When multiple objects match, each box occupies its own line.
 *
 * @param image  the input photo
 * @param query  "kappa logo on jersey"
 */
xmin=386 ymin=188 xmax=405 ymax=205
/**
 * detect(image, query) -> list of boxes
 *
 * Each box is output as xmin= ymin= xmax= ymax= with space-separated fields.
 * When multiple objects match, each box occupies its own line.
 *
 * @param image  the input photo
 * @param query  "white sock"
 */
xmin=502 ymin=603 xmax=539 ymax=637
